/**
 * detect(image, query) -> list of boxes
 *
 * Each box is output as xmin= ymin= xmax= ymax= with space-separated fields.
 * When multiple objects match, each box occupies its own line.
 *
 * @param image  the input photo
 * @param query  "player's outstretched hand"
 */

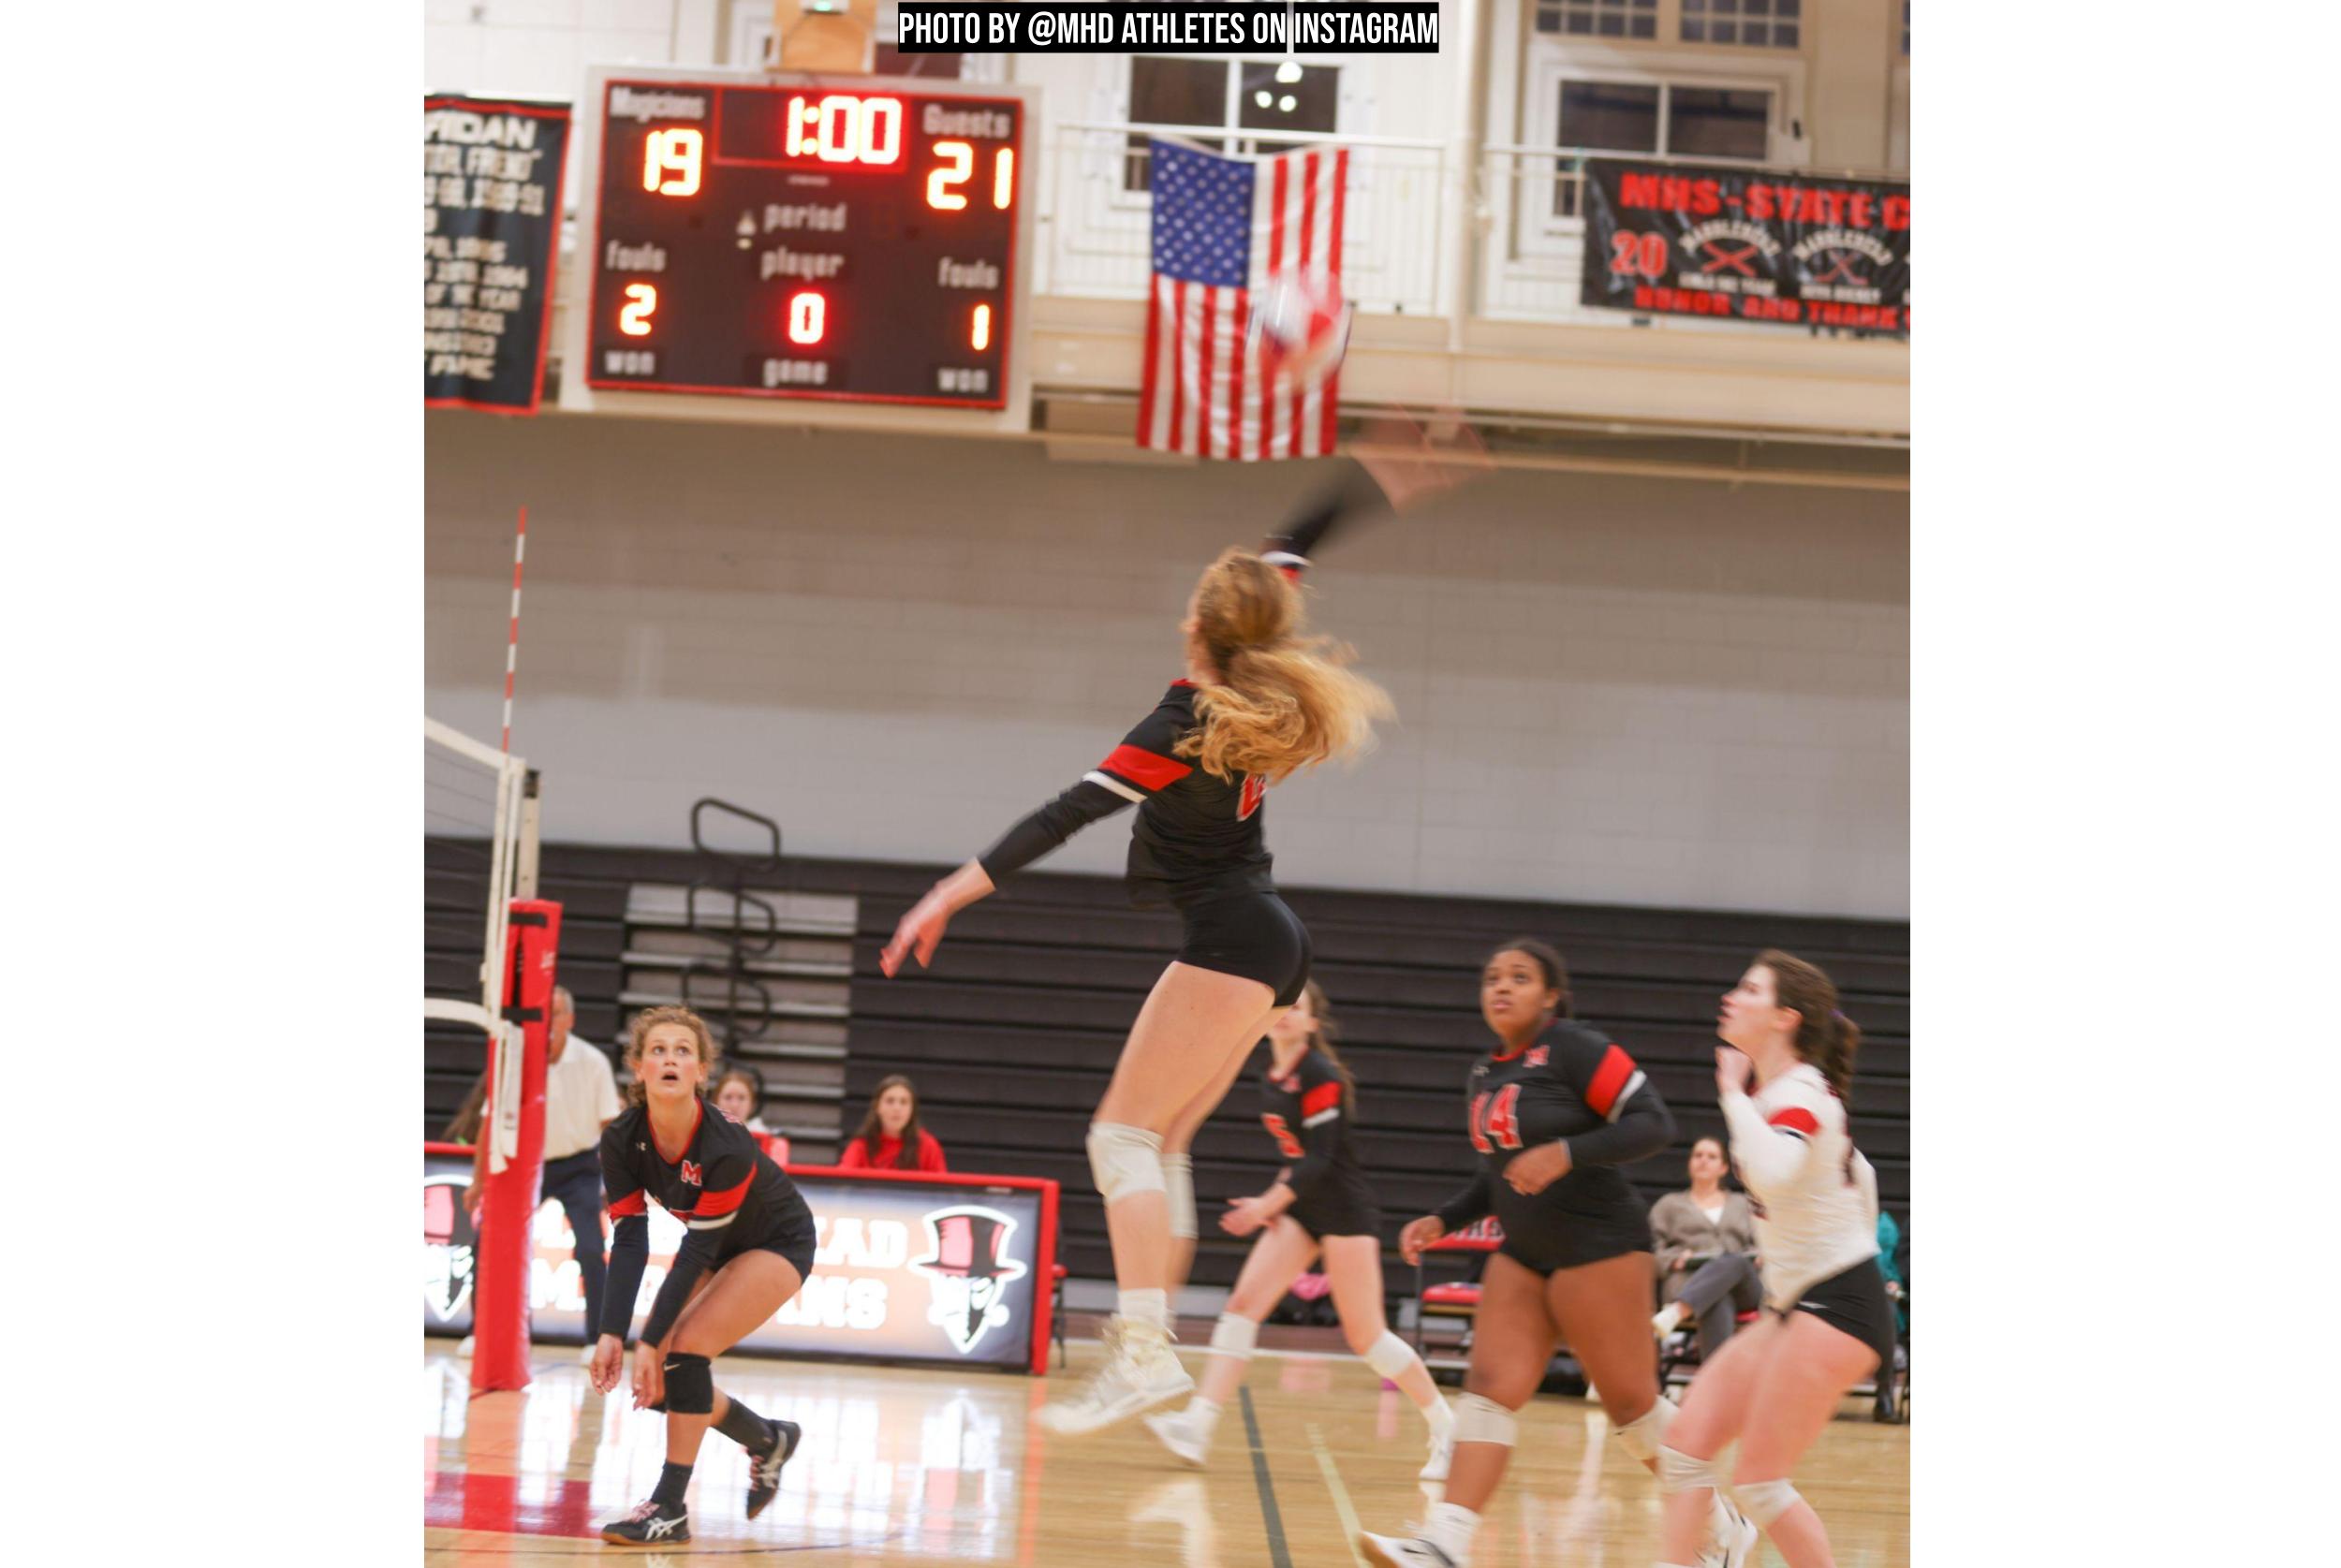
xmin=1354 ymin=408 xmax=1494 ymax=514
xmin=1399 ymin=1213 xmax=1446 ymax=1267
xmin=630 ymin=1342 xmax=665 ymax=1411
xmin=589 ymin=1334 xmax=625 ymax=1395
xmin=880 ymin=895 xmax=952 ymax=976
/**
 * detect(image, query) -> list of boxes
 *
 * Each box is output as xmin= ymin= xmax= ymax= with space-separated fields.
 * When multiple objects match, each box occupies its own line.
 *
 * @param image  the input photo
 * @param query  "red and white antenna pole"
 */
xmin=501 ymin=506 xmax=527 ymax=755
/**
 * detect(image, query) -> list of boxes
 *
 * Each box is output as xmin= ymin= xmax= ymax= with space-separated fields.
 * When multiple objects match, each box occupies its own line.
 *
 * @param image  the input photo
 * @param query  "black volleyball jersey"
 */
xmin=1097 ymin=681 xmax=1274 ymax=908
xmin=979 ymin=680 xmax=1275 ymax=910
xmin=597 ymin=1098 xmax=810 ymax=1343
xmin=1434 ymin=1018 xmax=1675 ymax=1238
xmin=1259 ymin=1046 xmax=1362 ymax=1205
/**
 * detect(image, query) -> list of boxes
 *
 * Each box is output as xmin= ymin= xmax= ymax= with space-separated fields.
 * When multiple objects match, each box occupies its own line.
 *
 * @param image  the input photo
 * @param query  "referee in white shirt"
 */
xmin=466 ymin=986 xmax=624 ymax=1346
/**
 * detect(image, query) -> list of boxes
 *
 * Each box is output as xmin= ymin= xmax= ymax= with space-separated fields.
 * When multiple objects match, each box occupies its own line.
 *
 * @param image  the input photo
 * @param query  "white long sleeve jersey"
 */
xmin=1720 ymin=1062 xmax=1879 ymax=1311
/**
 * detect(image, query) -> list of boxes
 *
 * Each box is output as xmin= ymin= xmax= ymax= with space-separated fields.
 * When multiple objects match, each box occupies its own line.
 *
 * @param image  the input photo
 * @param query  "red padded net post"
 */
xmin=470 ymin=897 xmax=562 ymax=1395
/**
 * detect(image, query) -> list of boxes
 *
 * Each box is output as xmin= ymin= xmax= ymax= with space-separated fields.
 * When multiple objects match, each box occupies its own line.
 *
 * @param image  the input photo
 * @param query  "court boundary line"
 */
xmin=1239 ymin=1385 xmax=1296 ymax=1568
xmin=1304 ymin=1420 xmax=1370 ymax=1567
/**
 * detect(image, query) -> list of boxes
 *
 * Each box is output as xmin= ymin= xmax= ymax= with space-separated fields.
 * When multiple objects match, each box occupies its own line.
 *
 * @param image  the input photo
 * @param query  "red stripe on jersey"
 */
xmin=1583 ymin=1044 xmax=1638 ymax=1117
xmin=1276 ymin=564 xmax=1301 ymax=581
xmin=608 ymin=1189 xmax=647 ymax=1218
xmin=1301 ymin=1081 xmax=1342 ymax=1118
xmin=1767 ymin=1106 xmax=1821 ymax=1136
xmin=1097 ymin=743 xmax=1193 ymax=792
xmin=692 ymin=1166 xmax=755 ymax=1219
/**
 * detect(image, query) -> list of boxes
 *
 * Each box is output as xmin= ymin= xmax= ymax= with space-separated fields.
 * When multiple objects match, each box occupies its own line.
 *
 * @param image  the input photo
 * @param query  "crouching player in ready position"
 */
xmin=591 ymin=1006 xmax=817 ymax=1546
xmin=1144 ymin=982 xmax=1456 ymax=1478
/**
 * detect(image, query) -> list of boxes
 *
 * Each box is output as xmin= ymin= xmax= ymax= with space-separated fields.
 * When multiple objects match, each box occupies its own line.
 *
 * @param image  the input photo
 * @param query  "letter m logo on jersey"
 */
xmin=680 ymin=1160 xmax=702 ymax=1186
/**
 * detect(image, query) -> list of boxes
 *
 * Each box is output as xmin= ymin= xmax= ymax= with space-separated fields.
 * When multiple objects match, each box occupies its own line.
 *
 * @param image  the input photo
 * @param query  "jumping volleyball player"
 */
xmin=592 ymin=1006 xmax=817 ymax=1546
xmin=880 ymin=489 xmax=1396 ymax=1435
xmin=1357 ymin=941 xmax=1755 ymax=1568
xmin=1142 ymin=982 xmax=1457 ymax=1478
xmin=1652 ymin=952 xmax=1890 ymax=1568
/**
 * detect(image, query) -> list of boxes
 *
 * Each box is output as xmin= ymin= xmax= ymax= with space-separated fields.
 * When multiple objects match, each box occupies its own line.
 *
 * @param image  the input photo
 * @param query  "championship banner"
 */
xmin=1580 ymin=159 xmax=1910 ymax=335
xmin=424 ymin=95 xmax=571 ymax=412
xmin=424 ymin=1154 xmax=1059 ymax=1373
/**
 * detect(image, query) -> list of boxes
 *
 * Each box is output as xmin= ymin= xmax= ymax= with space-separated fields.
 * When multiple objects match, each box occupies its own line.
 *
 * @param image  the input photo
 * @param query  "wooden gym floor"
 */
xmin=423 ymin=1336 xmax=1908 ymax=1565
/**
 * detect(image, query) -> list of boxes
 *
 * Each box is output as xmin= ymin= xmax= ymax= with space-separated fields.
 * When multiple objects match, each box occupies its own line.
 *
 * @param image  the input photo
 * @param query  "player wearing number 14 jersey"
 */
xmin=1358 ymin=940 xmax=1755 ymax=1568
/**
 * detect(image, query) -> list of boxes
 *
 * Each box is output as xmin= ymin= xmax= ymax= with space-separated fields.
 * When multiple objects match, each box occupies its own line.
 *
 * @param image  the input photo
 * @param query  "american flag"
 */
xmin=1138 ymin=137 xmax=1349 ymax=461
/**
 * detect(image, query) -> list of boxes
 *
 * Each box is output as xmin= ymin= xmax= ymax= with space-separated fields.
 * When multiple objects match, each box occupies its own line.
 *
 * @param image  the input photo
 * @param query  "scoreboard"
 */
xmin=573 ymin=69 xmax=1033 ymax=421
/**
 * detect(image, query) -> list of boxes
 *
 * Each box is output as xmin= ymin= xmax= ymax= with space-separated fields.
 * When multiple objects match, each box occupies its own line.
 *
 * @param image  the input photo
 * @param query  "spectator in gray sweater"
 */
xmin=1648 ymin=1136 xmax=1763 ymax=1356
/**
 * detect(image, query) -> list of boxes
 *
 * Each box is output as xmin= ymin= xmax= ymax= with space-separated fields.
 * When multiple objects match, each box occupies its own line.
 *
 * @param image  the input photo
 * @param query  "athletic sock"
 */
xmin=650 ymin=1460 xmax=694 ymax=1509
xmin=1118 ymin=1288 xmax=1170 ymax=1337
xmin=714 ymin=1394 xmax=771 ymax=1450
xmin=1423 ymin=1501 xmax=1479 ymax=1561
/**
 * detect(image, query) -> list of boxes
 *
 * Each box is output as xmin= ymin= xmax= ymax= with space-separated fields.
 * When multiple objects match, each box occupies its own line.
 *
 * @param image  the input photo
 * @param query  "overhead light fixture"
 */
xmin=1255 ymin=90 xmax=1274 ymax=109
xmin=1275 ymin=62 xmax=1303 ymax=84
xmin=1279 ymin=95 xmax=1297 ymax=113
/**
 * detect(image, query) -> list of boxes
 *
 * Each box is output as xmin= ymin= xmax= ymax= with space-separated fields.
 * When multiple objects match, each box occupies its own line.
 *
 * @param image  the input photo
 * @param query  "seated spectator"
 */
xmin=1875 ymin=1206 xmax=1907 ymax=1419
xmin=1877 ymin=1207 xmax=1907 ymax=1327
xmin=1647 ymin=1135 xmax=1762 ymax=1356
xmin=837 ymin=1074 xmax=947 ymax=1172
xmin=714 ymin=1062 xmax=789 ymax=1165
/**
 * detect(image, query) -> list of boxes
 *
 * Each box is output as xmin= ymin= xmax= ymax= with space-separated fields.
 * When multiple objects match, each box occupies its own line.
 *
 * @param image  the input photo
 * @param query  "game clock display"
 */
xmin=587 ymin=77 xmax=1023 ymax=408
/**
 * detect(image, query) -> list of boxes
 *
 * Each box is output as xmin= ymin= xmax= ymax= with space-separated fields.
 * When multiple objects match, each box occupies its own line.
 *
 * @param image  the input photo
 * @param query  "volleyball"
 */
xmin=1247 ymin=269 xmax=1353 ymax=388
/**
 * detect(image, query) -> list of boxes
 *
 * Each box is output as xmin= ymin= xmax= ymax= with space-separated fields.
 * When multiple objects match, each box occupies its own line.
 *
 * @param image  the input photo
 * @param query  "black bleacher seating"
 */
xmin=424 ymin=843 xmax=1909 ymax=1297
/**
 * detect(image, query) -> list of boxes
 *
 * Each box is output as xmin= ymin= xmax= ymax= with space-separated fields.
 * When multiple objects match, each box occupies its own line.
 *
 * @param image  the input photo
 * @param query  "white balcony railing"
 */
xmin=1040 ymin=122 xmax=1449 ymax=318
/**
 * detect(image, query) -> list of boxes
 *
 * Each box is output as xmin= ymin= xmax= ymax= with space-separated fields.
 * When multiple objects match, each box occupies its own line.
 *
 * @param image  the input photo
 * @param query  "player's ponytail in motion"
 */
xmin=1178 ymin=547 xmax=1392 ymax=784
xmin=1756 ymin=948 xmax=1859 ymax=1106
xmin=1297 ymin=979 xmax=1359 ymax=1119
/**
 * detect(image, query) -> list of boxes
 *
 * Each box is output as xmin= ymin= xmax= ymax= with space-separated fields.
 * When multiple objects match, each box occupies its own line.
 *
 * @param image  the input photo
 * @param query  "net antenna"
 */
xmin=424 ymin=716 xmax=539 ymax=1172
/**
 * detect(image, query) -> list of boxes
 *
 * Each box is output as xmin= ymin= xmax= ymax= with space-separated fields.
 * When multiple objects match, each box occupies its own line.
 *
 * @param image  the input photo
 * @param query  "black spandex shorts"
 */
xmin=732 ymin=1198 xmax=818 ymax=1285
xmin=1176 ymin=891 xmax=1312 ymax=1007
xmin=1494 ymin=1215 xmax=1654 ymax=1277
xmin=1774 ymin=1257 xmax=1896 ymax=1370
xmin=1288 ymin=1176 xmax=1382 ymax=1242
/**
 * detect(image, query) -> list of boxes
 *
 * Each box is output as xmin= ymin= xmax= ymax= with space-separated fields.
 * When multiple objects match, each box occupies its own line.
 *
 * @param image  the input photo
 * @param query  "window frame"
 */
xmin=1119 ymin=53 xmax=1347 ymax=199
xmin=1676 ymin=0 xmax=1804 ymax=51
xmin=1515 ymin=44 xmax=1801 ymax=256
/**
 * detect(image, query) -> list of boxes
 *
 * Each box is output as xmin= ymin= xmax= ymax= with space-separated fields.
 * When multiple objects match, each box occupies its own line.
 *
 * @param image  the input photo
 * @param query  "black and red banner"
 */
xmin=1580 ymin=159 xmax=1909 ymax=335
xmin=424 ymin=95 xmax=571 ymax=412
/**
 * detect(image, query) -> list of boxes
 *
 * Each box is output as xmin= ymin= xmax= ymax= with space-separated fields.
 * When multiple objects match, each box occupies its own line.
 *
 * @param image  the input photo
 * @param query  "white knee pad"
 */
xmin=1362 ymin=1330 xmax=1419 ymax=1381
xmin=1208 ymin=1312 xmax=1259 ymax=1360
xmin=1163 ymin=1150 xmax=1196 ymax=1240
xmin=1657 ymin=1444 xmax=1723 ymax=1496
xmin=1613 ymin=1393 xmax=1679 ymax=1464
xmin=1734 ymin=1477 xmax=1803 ymax=1529
xmin=1452 ymin=1392 xmax=1518 ymax=1448
xmin=1086 ymin=1122 xmax=1165 ymax=1205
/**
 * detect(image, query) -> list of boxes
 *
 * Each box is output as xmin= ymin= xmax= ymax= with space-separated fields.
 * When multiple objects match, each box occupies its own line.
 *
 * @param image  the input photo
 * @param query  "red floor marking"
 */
xmin=423 ymin=1471 xmax=601 ymax=1538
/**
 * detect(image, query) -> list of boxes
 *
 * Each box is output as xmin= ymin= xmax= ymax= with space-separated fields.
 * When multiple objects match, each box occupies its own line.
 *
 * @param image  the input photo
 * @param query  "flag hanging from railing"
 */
xmin=1138 ymin=137 xmax=1348 ymax=461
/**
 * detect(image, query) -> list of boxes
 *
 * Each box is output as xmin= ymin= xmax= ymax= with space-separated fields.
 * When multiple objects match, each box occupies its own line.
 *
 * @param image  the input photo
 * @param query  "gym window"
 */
xmin=1124 ymin=56 xmax=1343 ymax=192
xmin=1550 ymin=79 xmax=1773 ymax=215
xmin=1535 ymin=0 xmax=1659 ymax=40
xmin=1681 ymin=0 xmax=1801 ymax=50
